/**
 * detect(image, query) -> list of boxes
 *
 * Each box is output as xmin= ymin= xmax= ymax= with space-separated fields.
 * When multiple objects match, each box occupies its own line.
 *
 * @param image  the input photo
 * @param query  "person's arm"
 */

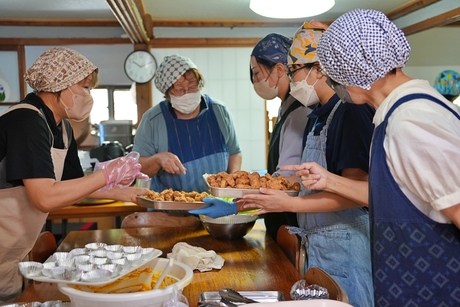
xmin=442 ymin=204 xmax=460 ymax=229
xmin=241 ymin=167 xmax=366 ymax=214
xmin=281 ymin=162 xmax=369 ymax=206
xmin=24 ymin=154 xmax=148 ymax=212
xmin=89 ymin=186 xmax=150 ymax=203
xmin=227 ymin=153 xmax=242 ymax=173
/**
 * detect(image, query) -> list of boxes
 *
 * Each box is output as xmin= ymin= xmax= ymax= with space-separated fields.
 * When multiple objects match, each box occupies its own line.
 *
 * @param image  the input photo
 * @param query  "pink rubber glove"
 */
xmin=94 ymin=152 xmax=149 ymax=191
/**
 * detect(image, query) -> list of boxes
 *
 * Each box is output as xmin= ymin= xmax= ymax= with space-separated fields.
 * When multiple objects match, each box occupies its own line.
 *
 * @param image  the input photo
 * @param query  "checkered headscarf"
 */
xmin=288 ymin=21 xmax=328 ymax=65
xmin=251 ymin=33 xmax=292 ymax=66
xmin=317 ymin=8 xmax=411 ymax=90
xmin=24 ymin=47 xmax=97 ymax=93
xmin=154 ymin=54 xmax=198 ymax=94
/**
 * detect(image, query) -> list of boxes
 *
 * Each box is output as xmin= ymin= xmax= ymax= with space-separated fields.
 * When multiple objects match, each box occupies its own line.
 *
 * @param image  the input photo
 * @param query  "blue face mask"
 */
xmin=325 ymin=76 xmax=355 ymax=104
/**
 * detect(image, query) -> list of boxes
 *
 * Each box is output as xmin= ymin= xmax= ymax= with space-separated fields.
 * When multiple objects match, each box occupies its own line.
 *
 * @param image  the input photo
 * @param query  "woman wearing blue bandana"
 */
xmin=249 ymin=33 xmax=312 ymax=240
xmin=292 ymin=9 xmax=460 ymax=307
xmin=133 ymin=54 xmax=242 ymax=193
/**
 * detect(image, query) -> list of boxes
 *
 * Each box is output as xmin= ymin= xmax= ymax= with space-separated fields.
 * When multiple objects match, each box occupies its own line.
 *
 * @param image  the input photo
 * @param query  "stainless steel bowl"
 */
xmin=199 ymin=215 xmax=258 ymax=240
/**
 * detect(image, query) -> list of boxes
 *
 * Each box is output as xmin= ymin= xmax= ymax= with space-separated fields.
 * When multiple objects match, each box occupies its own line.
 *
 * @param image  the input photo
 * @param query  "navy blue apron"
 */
xmin=369 ymin=93 xmax=460 ymax=306
xmin=151 ymin=96 xmax=229 ymax=192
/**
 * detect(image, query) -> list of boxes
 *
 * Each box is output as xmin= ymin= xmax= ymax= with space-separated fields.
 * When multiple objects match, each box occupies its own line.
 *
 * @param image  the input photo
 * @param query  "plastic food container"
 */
xmin=58 ymin=258 xmax=193 ymax=307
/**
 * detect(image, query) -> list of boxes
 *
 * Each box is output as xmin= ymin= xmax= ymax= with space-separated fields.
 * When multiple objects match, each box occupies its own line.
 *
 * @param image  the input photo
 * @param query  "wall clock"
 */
xmin=123 ymin=50 xmax=157 ymax=84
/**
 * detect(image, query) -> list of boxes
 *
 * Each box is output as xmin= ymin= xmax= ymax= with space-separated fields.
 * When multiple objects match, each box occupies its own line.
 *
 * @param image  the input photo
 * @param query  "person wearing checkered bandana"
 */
xmin=309 ymin=8 xmax=460 ymax=306
xmin=133 ymin=54 xmax=242 ymax=193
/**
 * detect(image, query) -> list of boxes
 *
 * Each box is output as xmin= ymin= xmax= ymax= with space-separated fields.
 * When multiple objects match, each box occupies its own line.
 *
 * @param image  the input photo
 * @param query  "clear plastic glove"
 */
xmin=189 ymin=197 xmax=237 ymax=218
xmin=94 ymin=151 xmax=149 ymax=191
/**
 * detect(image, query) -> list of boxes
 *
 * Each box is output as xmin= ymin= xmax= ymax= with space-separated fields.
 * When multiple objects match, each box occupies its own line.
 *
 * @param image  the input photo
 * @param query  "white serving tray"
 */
xmin=24 ymin=249 xmax=162 ymax=286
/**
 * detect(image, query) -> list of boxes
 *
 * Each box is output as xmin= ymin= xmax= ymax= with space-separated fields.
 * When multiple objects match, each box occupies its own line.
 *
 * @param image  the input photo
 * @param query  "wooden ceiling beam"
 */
xmin=148 ymin=37 xmax=260 ymax=48
xmin=386 ymin=0 xmax=441 ymax=20
xmin=149 ymin=19 xmax=327 ymax=28
xmin=0 ymin=18 xmax=119 ymax=27
xmin=401 ymin=6 xmax=460 ymax=35
xmin=106 ymin=0 xmax=149 ymax=43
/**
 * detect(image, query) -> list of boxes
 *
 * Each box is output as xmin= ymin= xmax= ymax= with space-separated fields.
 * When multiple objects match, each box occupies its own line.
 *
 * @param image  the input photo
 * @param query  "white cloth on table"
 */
xmin=167 ymin=242 xmax=224 ymax=272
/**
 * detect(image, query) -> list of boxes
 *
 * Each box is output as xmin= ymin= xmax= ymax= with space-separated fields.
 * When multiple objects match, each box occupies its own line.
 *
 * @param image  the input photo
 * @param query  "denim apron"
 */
xmin=369 ymin=93 xmax=460 ymax=307
xmin=288 ymin=100 xmax=374 ymax=307
xmin=151 ymin=97 xmax=229 ymax=192
xmin=0 ymin=104 xmax=68 ymax=303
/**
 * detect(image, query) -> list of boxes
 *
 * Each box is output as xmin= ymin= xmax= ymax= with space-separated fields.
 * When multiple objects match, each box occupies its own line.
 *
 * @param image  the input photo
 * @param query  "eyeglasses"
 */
xmin=287 ymin=66 xmax=307 ymax=80
xmin=169 ymin=83 xmax=199 ymax=96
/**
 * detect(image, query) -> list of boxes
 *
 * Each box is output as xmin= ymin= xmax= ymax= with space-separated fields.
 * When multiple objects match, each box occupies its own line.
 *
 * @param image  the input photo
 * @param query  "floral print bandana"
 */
xmin=24 ymin=47 xmax=97 ymax=93
xmin=288 ymin=20 xmax=328 ymax=66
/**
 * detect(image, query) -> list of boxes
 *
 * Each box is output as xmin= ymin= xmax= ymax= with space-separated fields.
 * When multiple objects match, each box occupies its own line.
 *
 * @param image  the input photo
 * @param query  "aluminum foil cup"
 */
xmin=73 ymin=254 xmax=90 ymax=265
xmin=18 ymin=261 xmax=44 ymax=277
xmin=42 ymin=261 xmax=57 ymax=277
xmin=105 ymin=244 xmax=124 ymax=252
xmin=89 ymin=256 xmax=108 ymax=265
xmin=68 ymin=248 xmax=87 ymax=260
xmin=123 ymin=246 xmax=143 ymax=254
xmin=52 ymin=266 xmax=82 ymax=281
xmin=107 ymin=251 xmax=124 ymax=260
xmin=81 ymin=268 xmax=112 ymax=282
xmin=85 ymin=242 xmax=108 ymax=250
xmin=90 ymin=249 xmax=108 ymax=258
xmin=290 ymin=279 xmax=329 ymax=300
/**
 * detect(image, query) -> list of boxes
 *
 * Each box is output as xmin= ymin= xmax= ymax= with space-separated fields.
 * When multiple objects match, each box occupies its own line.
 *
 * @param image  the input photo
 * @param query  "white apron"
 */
xmin=0 ymin=104 xmax=68 ymax=303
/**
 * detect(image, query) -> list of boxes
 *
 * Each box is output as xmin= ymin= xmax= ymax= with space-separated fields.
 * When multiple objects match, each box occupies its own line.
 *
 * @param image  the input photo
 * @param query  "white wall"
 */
xmin=0 ymin=45 xmax=267 ymax=172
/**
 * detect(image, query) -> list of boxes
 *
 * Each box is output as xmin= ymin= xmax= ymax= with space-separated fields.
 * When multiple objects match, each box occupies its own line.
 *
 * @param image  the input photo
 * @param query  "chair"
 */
xmin=276 ymin=225 xmax=306 ymax=276
xmin=305 ymin=267 xmax=349 ymax=303
xmin=121 ymin=212 xmax=201 ymax=229
xmin=29 ymin=231 xmax=57 ymax=263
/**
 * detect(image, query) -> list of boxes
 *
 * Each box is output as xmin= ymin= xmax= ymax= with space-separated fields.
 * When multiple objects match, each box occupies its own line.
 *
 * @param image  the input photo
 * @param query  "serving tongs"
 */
xmin=218 ymin=288 xmax=258 ymax=304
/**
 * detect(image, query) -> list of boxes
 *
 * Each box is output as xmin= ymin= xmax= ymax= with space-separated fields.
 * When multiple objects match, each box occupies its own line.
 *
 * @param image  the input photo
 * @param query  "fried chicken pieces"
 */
xmin=206 ymin=171 xmax=300 ymax=191
xmin=143 ymin=189 xmax=212 ymax=202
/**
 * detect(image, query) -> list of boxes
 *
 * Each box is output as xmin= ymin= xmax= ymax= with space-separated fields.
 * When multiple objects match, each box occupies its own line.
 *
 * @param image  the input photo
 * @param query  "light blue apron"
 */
xmin=151 ymin=97 xmax=229 ymax=192
xmin=288 ymin=100 xmax=374 ymax=307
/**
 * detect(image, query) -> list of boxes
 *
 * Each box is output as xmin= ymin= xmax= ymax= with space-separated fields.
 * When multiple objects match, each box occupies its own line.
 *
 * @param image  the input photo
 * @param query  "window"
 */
xmin=90 ymin=85 xmax=138 ymax=125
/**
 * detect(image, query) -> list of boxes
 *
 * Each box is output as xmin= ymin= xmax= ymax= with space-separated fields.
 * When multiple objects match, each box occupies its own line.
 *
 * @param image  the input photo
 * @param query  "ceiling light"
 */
xmin=249 ymin=0 xmax=335 ymax=19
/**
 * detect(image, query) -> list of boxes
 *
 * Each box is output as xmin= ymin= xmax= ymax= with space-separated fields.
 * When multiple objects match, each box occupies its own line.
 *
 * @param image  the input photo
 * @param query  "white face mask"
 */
xmin=253 ymin=70 xmax=279 ymax=100
xmin=60 ymin=86 xmax=93 ymax=122
xmin=170 ymin=91 xmax=201 ymax=114
xmin=289 ymin=68 xmax=320 ymax=107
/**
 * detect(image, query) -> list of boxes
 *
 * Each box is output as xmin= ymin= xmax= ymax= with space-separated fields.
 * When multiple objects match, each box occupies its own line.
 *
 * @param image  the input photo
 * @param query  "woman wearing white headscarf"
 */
xmin=0 ymin=47 xmax=148 ymax=302
xmin=294 ymin=9 xmax=460 ymax=306
xmin=133 ymin=54 xmax=242 ymax=193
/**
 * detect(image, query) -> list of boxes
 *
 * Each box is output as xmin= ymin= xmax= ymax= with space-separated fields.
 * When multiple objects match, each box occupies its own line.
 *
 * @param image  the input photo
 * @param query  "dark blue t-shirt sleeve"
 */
xmin=330 ymin=103 xmax=375 ymax=174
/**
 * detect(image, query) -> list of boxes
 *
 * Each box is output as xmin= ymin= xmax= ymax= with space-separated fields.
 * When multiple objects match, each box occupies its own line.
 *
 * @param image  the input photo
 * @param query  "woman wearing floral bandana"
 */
xmin=244 ymin=21 xmax=375 ymax=307
xmin=0 ymin=47 xmax=148 ymax=303
xmin=133 ymin=54 xmax=242 ymax=193
xmin=289 ymin=9 xmax=460 ymax=306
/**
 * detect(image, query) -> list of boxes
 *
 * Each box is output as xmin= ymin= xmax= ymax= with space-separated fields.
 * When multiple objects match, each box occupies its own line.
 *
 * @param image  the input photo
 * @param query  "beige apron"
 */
xmin=0 ymin=104 xmax=68 ymax=303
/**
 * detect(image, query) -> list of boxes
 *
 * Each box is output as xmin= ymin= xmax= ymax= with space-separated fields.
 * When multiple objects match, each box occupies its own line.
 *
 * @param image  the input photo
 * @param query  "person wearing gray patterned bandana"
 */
xmin=133 ymin=54 xmax=242 ymax=193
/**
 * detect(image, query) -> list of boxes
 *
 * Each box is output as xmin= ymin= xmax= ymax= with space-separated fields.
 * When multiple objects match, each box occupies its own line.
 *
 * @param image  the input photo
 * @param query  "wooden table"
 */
xmin=46 ymin=201 xmax=147 ymax=236
xmin=18 ymin=222 xmax=302 ymax=306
